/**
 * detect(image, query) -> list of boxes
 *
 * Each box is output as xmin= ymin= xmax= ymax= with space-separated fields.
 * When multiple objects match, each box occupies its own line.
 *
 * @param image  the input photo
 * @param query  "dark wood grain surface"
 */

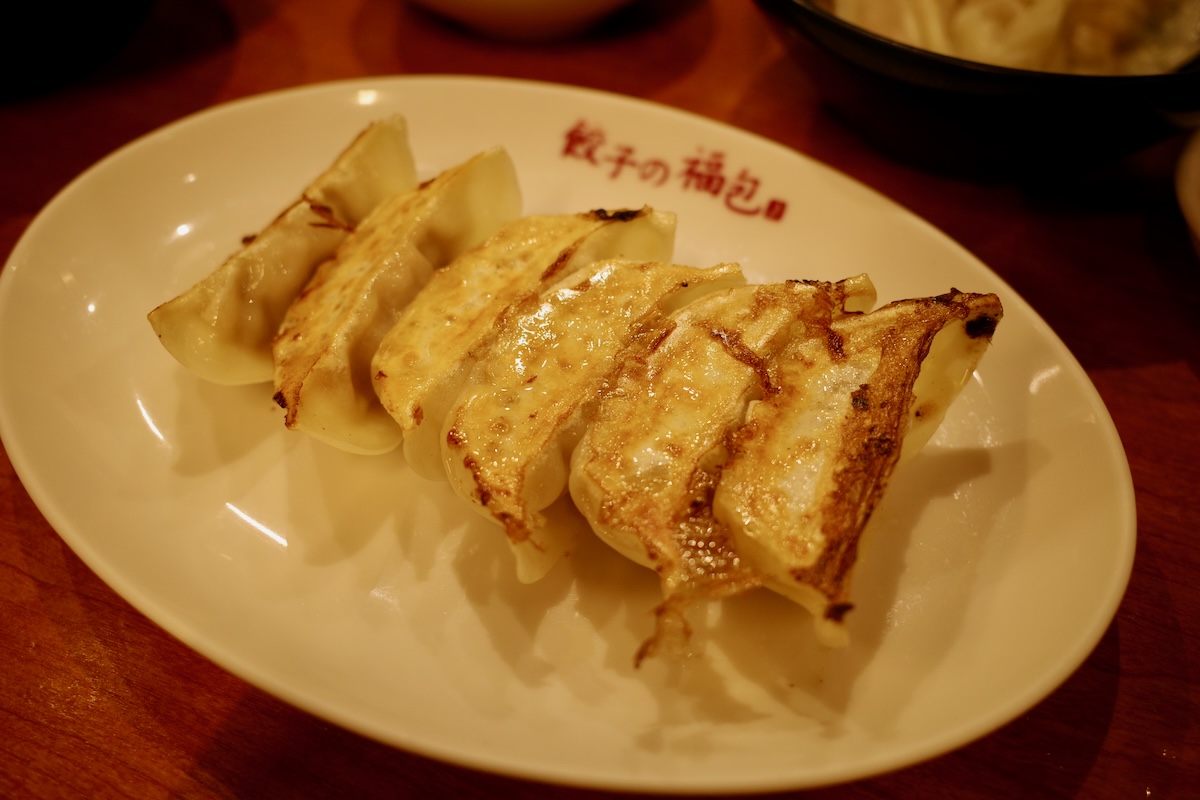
xmin=3 ymin=1 xmax=1198 ymax=797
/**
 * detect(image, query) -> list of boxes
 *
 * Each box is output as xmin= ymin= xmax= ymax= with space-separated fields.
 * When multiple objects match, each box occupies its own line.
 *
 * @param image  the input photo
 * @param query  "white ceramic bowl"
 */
xmin=409 ymin=0 xmax=637 ymax=40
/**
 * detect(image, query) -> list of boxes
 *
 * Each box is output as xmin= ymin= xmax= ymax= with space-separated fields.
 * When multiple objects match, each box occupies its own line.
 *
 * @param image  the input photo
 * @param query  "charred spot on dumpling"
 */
xmin=825 ymin=327 xmax=846 ymax=359
xmin=863 ymin=434 xmax=895 ymax=459
xmin=542 ymin=247 xmax=578 ymax=282
xmin=851 ymin=384 xmax=871 ymax=410
xmin=305 ymin=200 xmax=354 ymax=232
xmin=272 ymin=390 xmax=288 ymax=409
xmin=826 ymin=602 xmax=854 ymax=622
xmin=643 ymin=325 xmax=674 ymax=353
xmin=966 ymin=313 xmax=1000 ymax=339
xmin=591 ymin=208 xmax=644 ymax=223
xmin=459 ymin=453 xmax=487 ymax=505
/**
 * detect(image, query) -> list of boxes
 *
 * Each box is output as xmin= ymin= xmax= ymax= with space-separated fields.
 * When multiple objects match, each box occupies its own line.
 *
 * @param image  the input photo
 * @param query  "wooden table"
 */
xmin=3 ymin=1 xmax=1197 ymax=797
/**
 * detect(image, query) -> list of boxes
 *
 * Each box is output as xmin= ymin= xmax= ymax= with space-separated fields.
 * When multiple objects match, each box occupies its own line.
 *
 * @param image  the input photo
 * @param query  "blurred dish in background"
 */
xmin=407 ymin=0 xmax=639 ymax=40
xmin=1176 ymin=128 xmax=1200 ymax=259
xmin=758 ymin=0 xmax=1200 ymax=178
xmin=820 ymin=0 xmax=1200 ymax=76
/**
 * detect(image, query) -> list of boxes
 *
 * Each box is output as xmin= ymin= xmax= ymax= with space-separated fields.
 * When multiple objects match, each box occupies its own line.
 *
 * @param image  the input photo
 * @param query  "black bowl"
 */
xmin=756 ymin=0 xmax=1200 ymax=177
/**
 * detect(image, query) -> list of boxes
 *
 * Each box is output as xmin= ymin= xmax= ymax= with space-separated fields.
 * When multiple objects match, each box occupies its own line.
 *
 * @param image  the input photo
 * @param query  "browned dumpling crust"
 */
xmin=148 ymin=115 xmax=416 ymax=385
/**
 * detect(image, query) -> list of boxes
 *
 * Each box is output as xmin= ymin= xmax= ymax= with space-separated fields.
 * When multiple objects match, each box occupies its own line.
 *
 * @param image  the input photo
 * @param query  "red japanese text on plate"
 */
xmin=562 ymin=120 xmax=787 ymax=222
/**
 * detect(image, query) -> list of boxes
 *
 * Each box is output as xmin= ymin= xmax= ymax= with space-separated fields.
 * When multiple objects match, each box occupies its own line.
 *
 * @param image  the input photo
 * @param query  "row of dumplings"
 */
xmin=148 ymin=115 xmax=1002 ymax=659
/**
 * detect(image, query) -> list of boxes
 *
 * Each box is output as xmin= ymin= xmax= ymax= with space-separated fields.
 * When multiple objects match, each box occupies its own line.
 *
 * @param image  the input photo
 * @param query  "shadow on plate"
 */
xmin=165 ymin=357 xmax=1044 ymax=750
xmin=434 ymin=438 xmax=1032 ymax=740
xmin=167 ymin=371 xmax=281 ymax=476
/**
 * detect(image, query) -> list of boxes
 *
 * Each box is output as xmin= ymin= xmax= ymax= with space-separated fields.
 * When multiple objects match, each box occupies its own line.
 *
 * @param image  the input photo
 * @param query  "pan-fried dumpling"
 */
xmin=569 ymin=277 xmax=876 ymax=663
xmin=372 ymin=207 xmax=677 ymax=481
xmin=147 ymin=115 xmax=417 ymax=385
xmin=272 ymin=147 xmax=522 ymax=454
xmin=442 ymin=259 xmax=745 ymax=583
xmin=712 ymin=290 xmax=1003 ymax=647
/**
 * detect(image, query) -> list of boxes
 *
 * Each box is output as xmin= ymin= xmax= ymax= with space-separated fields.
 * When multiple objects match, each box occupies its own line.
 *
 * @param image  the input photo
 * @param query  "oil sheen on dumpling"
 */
xmin=148 ymin=115 xmax=417 ymax=385
xmin=569 ymin=277 xmax=876 ymax=663
xmin=442 ymin=259 xmax=745 ymax=584
xmin=712 ymin=290 xmax=1003 ymax=647
xmin=272 ymin=147 xmax=521 ymax=454
xmin=372 ymin=207 xmax=677 ymax=481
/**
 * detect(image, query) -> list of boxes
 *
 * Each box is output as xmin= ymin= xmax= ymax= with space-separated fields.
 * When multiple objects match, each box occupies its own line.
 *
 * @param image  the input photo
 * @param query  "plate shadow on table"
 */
xmin=850 ymin=527 xmax=1191 ymax=798
xmin=844 ymin=623 xmax=1123 ymax=799
xmin=61 ymin=581 xmax=1118 ymax=799
xmin=183 ymin=684 xmax=674 ymax=800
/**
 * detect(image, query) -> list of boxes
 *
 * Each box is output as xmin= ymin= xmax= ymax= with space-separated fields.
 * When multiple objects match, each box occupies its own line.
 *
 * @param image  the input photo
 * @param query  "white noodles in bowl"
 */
xmin=820 ymin=0 xmax=1200 ymax=75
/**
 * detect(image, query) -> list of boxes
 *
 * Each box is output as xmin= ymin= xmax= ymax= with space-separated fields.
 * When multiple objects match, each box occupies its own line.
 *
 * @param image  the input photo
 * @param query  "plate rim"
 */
xmin=0 ymin=74 xmax=1137 ymax=794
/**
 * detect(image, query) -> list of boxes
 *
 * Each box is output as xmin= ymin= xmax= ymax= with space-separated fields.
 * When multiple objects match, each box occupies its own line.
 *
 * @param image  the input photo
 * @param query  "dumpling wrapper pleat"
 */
xmin=713 ymin=289 xmax=1003 ymax=647
xmin=272 ymin=146 xmax=522 ymax=454
xmin=147 ymin=115 xmax=417 ymax=385
xmin=569 ymin=277 xmax=876 ymax=664
xmin=442 ymin=259 xmax=745 ymax=584
xmin=372 ymin=207 xmax=677 ymax=481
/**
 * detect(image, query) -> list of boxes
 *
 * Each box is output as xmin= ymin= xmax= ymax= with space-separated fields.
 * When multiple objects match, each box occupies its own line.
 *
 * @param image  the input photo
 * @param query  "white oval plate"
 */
xmin=0 ymin=76 xmax=1135 ymax=793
